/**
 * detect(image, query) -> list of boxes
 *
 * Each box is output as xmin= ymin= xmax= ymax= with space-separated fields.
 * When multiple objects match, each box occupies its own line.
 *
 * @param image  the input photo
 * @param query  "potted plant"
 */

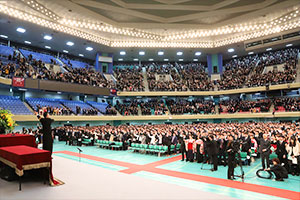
xmin=0 ymin=109 xmax=17 ymax=134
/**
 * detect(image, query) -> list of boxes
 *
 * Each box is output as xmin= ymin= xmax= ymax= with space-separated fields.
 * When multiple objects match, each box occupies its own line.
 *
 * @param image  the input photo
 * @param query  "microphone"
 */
xmin=77 ymin=148 xmax=82 ymax=152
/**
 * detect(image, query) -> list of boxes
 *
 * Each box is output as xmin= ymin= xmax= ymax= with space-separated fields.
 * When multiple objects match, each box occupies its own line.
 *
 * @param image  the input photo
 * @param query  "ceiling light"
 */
xmin=164 ymin=58 xmax=169 ymax=61
xmin=16 ymin=27 xmax=26 ymax=33
xmin=266 ymin=48 xmax=272 ymax=51
xmin=158 ymin=51 xmax=164 ymax=55
xmin=86 ymin=47 xmax=93 ymax=51
xmin=179 ymin=59 xmax=183 ymax=61
xmin=139 ymin=51 xmax=145 ymax=55
xmin=133 ymin=58 xmax=138 ymax=61
xmin=45 ymin=46 xmax=51 ymax=49
xmin=177 ymin=51 xmax=183 ymax=56
xmin=63 ymin=50 xmax=69 ymax=53
xmin=44 ymin=35 xmax=52 ymax=40
xmin=148 ymin=58 xmax=154 ymax=61
xmin=0 ymin=35 xmax=8 ymax=38
xmin=79 ymin=54 xmax=84 ymax=57
xmin=228 ymin=48 xmax=234 ymax=53
xmin=118 ymin=58 xmax=123 ymax=61
xmin=66 ymin=41 xmax=74 ymax=46
xmin=232 ymin=55 xmax=237 ymax=58
xmin=24 ymin=41 xmax=31 ymax=44
xmin=286 ymin=43 xmax=293 ymax=47
xmin=120 ymin=51 xmax=126 ymax=55
xmin=193 ymin=59 xmax=198 ymax=61
xmin=248 ymin=52 xmax=254 ymax=55
xmin=195 ymin=52 xmax=201 ymax=56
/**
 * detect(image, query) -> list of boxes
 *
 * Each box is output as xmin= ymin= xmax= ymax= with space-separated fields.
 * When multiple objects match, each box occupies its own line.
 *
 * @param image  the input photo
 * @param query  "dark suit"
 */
xmin=207 ymin=139 xmax=218 ymax=171
xmin=179 ymin=136 xmax=186 ymax=161
xmin=270 ymin=164 xmax=288 ymax=180
xmin=39 ymin=117 xmax=54 ymax=154
xmin=226 ymin=141 xmax=235 ymax=179
xmin=163 ymin=135 xmax=172 ymax=155
xmin=275 ymin=141 xmax=288 ymax=165
xmin=259 ymin=138 xmax=271 ymax=169
xmin=171 ymin=135 xmax=178 ymax=153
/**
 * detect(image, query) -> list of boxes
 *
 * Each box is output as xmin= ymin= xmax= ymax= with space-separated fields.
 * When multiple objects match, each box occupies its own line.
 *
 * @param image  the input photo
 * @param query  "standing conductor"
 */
xmin=36 ymin=112 xmax=54 ymax=154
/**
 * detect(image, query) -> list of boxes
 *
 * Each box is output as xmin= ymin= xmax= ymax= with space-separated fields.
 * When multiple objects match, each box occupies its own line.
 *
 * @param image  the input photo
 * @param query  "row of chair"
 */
xmin=95 ymin=140 xmax=124 ymax=150
xmin=129 ymin=143 xmax=181 ymax=156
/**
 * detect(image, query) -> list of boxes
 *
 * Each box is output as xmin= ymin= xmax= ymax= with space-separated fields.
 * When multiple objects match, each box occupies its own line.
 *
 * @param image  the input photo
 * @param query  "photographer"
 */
xmin=226 ymin=135 xmax=235 ymax=180
xmin=266 ymin=158 xmax=288 ymax=181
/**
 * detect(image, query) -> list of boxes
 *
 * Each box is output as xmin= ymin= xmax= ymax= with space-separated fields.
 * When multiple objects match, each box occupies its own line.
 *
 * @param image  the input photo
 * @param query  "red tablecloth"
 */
xmin=0 ymin=145 xmax=51 ymax=176
xmin=0 ymin=134 xmax=37 ymax=147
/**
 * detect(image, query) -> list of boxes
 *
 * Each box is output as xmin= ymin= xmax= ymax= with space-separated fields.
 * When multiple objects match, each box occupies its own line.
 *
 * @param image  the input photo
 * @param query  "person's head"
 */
xmin=278 ymin=135 xmax=285 ymax=142
xmin=43 ymin=112 xmax=48 ymax=118
xmin=228 ymin=135 xmax=233 ymax=141
xmin=263 ymin=133 xmax=268 ymax=140
xmin=272 ymin=158 xmax=280 ymax=165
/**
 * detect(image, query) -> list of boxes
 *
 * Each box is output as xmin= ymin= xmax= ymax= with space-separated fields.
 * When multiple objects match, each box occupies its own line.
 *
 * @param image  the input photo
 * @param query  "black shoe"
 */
xmin=275 ymin=178 xmax=284 ymax=181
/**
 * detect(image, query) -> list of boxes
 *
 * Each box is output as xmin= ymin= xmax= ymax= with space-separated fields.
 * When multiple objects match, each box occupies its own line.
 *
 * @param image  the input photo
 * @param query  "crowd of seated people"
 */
xmin=238 ymin=99 xmax=271 ymax=112
xmin=37 ymin=66 xmax=115 ymax=88
xmin=35 ymin=104 xmax=72 ymax=116
xmin=246 ymin=49 xmax=298 ymax=87
xmin=0 ymin=48 xmax=115 ymax=88
xmin=140 ymin=99 xmax=167 ymax=115
xmin=45 ymin=122 xmax=300 ymax=177
xmin=219 ymin=99 xmax=271 ymax=113
xmin=219 ymin=99 xmax=239 ymax=113
xmin=74 ymin=106 xmax=98 ymax=116
xmin=147 ymin=65 xmax=188 ymax=91
xmin=166 ymin=99 xmax=216 ymax=114
xmin=115 ymin=67 xmax=144 ymax=91
xmin=104 ymin=105 xmax=118 ymax=115
xmin=115 ymin=100 xmax=139 ymax=115
xmin=274 ymin=97 xmax=300 ymax=112
xmin=179 ymin=64 xmax=213 ymax=91
xmin=217 ymin=55 xmax=258 ymax=90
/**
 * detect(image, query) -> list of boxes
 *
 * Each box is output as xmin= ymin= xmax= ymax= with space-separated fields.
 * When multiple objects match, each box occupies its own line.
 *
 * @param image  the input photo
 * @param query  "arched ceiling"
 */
xmin=0 ymin=0 xmax=299 ymax=48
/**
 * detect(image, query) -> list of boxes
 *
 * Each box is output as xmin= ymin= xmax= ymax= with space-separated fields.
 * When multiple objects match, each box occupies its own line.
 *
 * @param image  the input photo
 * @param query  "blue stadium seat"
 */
xmin=0 ymin=95 xmax=33 ymax=115
xmin=60 ymin=58 xmax=89 ymax=68
xmin=0 ymin=45 xmax=14 ymax=57
xmin=19 ymin=49 xmax=61 ymax=65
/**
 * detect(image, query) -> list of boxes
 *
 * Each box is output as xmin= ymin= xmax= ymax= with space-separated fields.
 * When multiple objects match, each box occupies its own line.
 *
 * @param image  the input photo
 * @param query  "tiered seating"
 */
xmin=60 ymin=58 xmax=89 ymax=68
xmin=87 ymin=101 xmax=108 ymax=113
xmin=19 ymin=49 xmax=59 ymax=64
xmin=0 ymin=95 xmax=32 ymax=115
xmin=26 ymin=98 xmax=64 ymax=111
xmin=59 ymin=99 xmax=97 ymax=115
xmin=0 ymin=45 xmax=14 ymax=57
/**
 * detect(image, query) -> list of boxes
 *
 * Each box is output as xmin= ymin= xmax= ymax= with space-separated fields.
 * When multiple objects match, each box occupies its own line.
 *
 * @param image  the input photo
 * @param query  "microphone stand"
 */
xmin=77 ymin=148 xmax=82 ymax=162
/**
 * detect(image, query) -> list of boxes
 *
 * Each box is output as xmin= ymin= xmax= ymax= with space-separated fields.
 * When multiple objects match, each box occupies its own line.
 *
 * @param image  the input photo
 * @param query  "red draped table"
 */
xmin=0 ymin=145 xmax=51 ymax=190
xmin=0 ymin=134 xmax=37 ymax=147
